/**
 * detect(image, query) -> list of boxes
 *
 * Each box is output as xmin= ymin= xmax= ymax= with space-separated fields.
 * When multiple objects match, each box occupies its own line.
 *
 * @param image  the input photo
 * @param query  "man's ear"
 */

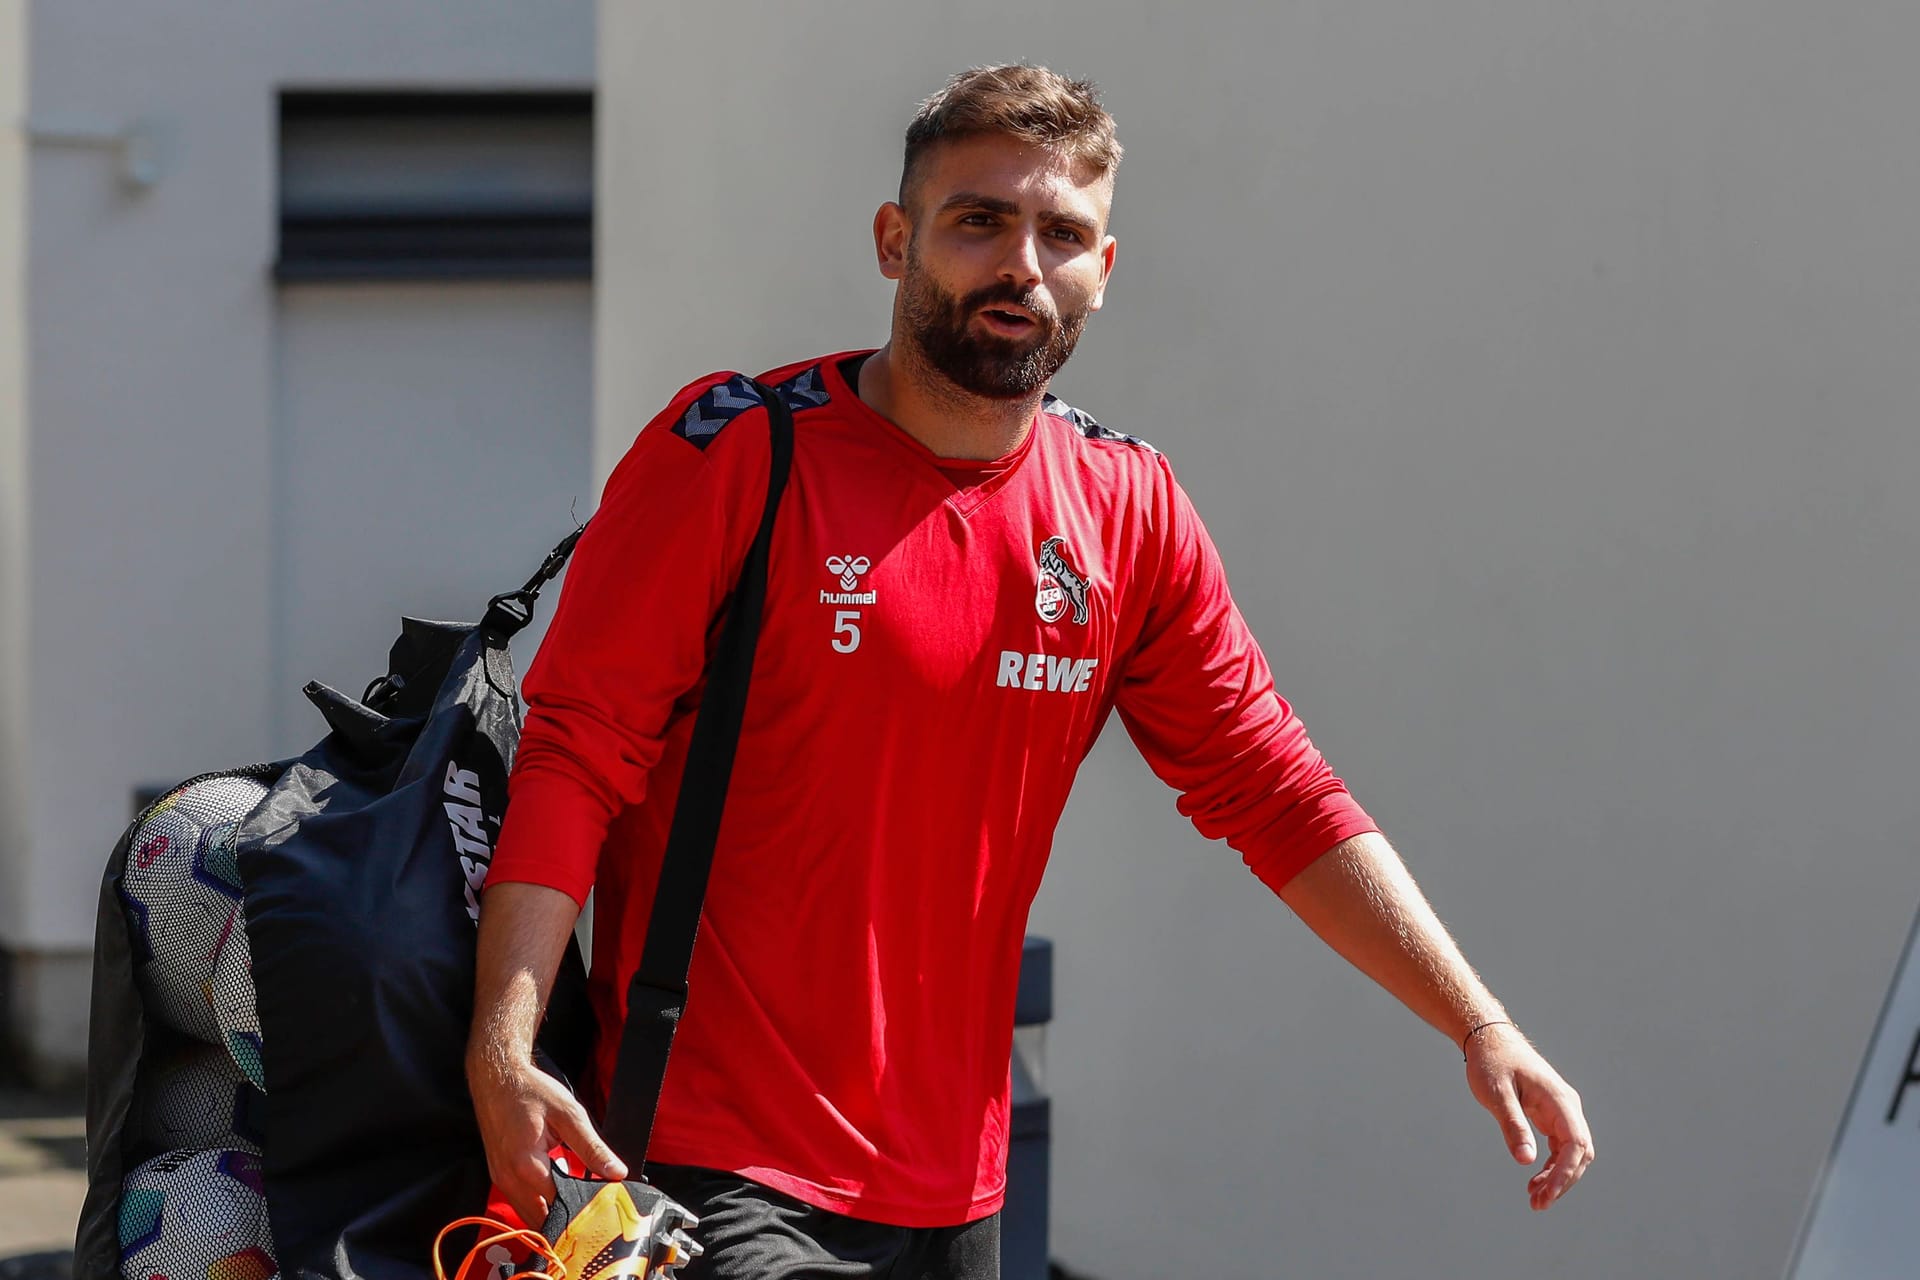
xmin=874 ymin=202 xmax=910 ymax=281
xmin=1089 ymin=234 xmax=1117 ymax=312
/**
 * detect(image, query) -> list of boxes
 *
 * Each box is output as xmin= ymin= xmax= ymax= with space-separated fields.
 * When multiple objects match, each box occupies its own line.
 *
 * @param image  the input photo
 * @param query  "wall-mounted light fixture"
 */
xmin=25 ymin=115 xmax=171 ymax=189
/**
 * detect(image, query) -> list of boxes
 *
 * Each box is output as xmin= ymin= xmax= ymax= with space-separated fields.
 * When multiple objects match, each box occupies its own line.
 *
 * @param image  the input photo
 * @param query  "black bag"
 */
xmin=79 ymin=376 xmax=794 ymax=1280
xmin=79 ymin=605 xmax=592 ymax=1280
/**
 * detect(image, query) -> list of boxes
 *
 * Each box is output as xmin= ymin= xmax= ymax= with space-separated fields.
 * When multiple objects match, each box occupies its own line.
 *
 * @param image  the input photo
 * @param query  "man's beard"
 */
xmin=898 ymin=241 xmax=1090 ymax=400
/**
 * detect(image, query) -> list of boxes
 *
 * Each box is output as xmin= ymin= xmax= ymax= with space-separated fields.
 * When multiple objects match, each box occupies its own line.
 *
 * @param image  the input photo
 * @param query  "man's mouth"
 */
xmin=976 ymin=306 xmax=1039 ymax=337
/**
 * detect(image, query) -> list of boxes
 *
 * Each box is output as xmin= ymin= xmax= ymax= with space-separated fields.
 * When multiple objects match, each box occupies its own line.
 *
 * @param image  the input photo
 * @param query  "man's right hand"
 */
xmin=468 ymin=1052 xmax=629 ymax=1229
xmin=467 ymin=881 xmax=629 ymax=1228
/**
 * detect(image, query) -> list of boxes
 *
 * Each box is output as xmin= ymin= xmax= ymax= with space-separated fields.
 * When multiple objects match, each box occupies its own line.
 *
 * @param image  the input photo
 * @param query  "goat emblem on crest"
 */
xmin=1035 ymin=537 xmax=1091 ymax=625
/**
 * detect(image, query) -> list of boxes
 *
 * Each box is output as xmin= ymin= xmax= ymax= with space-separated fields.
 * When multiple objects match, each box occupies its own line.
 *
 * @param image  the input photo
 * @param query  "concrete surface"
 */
xmin=0 ymin=1087 xmax=84 ymax=1280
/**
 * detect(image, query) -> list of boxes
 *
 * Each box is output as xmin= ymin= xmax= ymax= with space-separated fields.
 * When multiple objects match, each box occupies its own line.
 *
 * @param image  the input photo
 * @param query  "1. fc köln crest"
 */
xmin=1035 ymin=536 xmax=1092 ymax=625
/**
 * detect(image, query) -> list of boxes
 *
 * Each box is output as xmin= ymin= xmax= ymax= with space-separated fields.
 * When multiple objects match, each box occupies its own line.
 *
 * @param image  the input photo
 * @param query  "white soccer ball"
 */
xmin=210 ymin=920 xmax=265 ymax=1092
xmin=128 ymin=1039 xmax=267 ymax=1159
xmin=119 ymin=774 xmax=270 ymax=1084
xmin=118 ymin=1147 xmax=278 ymax=1280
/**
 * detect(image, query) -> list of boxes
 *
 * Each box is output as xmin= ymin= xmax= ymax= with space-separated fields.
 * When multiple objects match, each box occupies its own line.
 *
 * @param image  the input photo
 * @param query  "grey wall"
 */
xmin=12 ymin=1 xmax=592 ymax=1008
xmin=0 ymin=0 xmax=29 ymax=950
xmin=600 ymin=4 xmax=1920 ymax=1277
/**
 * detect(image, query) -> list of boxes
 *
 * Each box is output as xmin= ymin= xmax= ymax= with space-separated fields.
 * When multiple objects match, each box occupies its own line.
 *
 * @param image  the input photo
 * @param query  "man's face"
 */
xmin=878 ymin=134 xmax=1117 ymax=400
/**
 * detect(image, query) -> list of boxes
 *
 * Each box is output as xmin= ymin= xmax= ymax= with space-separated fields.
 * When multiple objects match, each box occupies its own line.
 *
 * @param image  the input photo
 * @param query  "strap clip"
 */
xmin=482 ymin=589 xmax=537 ymax=639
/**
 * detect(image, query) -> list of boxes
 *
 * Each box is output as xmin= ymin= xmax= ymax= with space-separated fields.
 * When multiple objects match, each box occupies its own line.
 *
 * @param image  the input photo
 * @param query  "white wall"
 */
xmin=14 ymin=1 xmax=591 ymax=994
xmin=0 ymin=0 xmax=28 ymax=946
xmin=271 ymin=282 xmax=591 ymax=745
xmin=600 ymin=4 xmax=1920 ymax=1277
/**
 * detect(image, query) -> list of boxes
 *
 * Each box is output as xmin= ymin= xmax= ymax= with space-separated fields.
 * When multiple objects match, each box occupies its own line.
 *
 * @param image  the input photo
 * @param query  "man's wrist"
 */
xmin=466 ymin=1028 xmax=536 ymax=1081
xmin=1460 ymin=1016 xmax=1524 ymax=1058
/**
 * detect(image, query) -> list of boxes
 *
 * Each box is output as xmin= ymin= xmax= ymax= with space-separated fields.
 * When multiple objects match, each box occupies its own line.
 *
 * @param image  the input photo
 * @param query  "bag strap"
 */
xmin=599 ymin=379 xmax=796 ymax=1167
xmin=481 ymin=527 xmax=590 ymax=640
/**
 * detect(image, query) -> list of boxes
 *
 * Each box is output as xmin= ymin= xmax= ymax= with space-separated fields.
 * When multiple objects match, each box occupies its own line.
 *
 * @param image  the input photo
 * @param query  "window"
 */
xmin=276 ymin=91 xmax=592 ymax=281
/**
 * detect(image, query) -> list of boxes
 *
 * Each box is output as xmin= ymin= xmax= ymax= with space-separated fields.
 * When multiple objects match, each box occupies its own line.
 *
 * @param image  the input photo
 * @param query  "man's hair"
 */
xmin=900 ymin=64 xmax=1122 ymax=211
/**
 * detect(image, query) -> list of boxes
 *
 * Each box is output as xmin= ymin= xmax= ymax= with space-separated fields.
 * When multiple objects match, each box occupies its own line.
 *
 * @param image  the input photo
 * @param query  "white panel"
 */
xmin=271 ymin=282 xmax=591 ymax=755
xmin=1788 ymin=907 xmax=1920 ymax=1279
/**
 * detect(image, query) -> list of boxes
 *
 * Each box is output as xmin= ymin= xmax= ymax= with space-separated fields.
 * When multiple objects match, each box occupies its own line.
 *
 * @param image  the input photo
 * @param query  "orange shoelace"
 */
xmin=433 ymin=1215 xmax=568 ymax=1280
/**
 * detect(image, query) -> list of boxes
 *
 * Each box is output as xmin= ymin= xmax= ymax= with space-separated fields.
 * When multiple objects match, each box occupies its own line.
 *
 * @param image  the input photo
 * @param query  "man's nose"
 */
xmin=997 ymin=228 xmax=1042 ymax=287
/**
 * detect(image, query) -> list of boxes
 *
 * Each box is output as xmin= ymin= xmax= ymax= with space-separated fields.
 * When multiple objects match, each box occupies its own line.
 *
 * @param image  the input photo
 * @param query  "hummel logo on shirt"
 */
xmin=821 ymin=555 xmax=876 ymax=605
xmin=826 ymin=555 xmax=871 ymax=591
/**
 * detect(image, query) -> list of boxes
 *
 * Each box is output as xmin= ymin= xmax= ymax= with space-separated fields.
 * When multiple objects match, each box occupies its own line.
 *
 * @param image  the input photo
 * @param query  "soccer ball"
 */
xmin=211 ymin=921 xmax=265 ymax=1092
xmin=119 ymin=774 xmax=270 ymax=1084
xmin=127 ymin=1038 xmax=267 ymax=1160
xmin=118 ymin=1147 xmax=278 ymax=1280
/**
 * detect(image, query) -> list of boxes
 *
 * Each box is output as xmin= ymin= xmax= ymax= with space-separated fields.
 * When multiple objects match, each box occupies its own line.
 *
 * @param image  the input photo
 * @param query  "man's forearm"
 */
xmin=1277 ymin=830 xmax=1506 ymax=1048
xmin=1279 ymin=831 xmax=1595 ymax=1205
xmin=468 ymin=881 xmax=585 ymax=1075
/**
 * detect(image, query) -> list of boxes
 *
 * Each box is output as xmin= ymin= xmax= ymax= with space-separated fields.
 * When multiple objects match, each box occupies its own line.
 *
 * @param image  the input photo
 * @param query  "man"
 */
xmin=469 ymin=64 xmax=1593 ymax=1279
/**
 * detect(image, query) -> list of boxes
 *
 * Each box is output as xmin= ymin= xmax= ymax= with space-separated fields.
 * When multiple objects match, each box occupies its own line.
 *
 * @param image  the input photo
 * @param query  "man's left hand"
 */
xmin=1465 ymin=1023 xmax=1594 ymax=1210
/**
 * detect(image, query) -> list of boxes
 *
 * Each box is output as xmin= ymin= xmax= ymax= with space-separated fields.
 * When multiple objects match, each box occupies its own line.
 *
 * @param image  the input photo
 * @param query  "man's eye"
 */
xmin=1049 ymin=227 xmax=1084 ymax=243
xmin=960 ymin=213 xmax=997 ymax=227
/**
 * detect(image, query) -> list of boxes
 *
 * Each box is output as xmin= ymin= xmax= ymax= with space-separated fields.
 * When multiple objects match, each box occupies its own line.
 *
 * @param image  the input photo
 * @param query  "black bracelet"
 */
xmin=1461 ymin=1019 xmax=1512 ymax=1059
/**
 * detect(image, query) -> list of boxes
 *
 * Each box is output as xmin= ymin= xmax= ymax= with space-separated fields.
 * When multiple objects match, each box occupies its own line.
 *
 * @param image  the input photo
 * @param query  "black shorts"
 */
xmin=644 ymin=1164 xmax=1001 ymax=1280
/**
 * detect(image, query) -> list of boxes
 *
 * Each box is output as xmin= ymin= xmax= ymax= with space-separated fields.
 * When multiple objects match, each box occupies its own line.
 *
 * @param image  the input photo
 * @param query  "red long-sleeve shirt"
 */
xmin=487 ymin=351 xmax=1378 ymax=1227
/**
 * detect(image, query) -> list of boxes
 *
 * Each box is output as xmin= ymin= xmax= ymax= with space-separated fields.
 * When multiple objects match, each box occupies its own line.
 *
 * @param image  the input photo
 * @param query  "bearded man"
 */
xmin=467 ymin=63 xmax=1593 ymax=1280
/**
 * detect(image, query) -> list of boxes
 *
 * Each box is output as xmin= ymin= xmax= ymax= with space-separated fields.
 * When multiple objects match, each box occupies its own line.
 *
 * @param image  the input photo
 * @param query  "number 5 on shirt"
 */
xmin=832 ymin=610 xmax=862 ymax=653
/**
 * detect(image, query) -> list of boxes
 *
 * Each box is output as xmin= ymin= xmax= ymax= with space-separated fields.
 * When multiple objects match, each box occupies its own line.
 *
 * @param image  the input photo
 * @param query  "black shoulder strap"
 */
xmin=482 ymin=375 xmax=794 ymax=1167
xmin=598 ymin=379 xmax=795 ymax=1167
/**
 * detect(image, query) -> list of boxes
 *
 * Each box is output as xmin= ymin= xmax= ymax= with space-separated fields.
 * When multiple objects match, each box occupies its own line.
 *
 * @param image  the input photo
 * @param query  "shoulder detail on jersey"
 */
xmin=772 ymin=364 xmax=833 ymax=413
xmin=673 ymin=374 xmax=767 ymax=451
xmin=671 ymin=364 xmax=836 ymax=450
xmin=1043 ymin=393 xmax=1159 ymax=454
